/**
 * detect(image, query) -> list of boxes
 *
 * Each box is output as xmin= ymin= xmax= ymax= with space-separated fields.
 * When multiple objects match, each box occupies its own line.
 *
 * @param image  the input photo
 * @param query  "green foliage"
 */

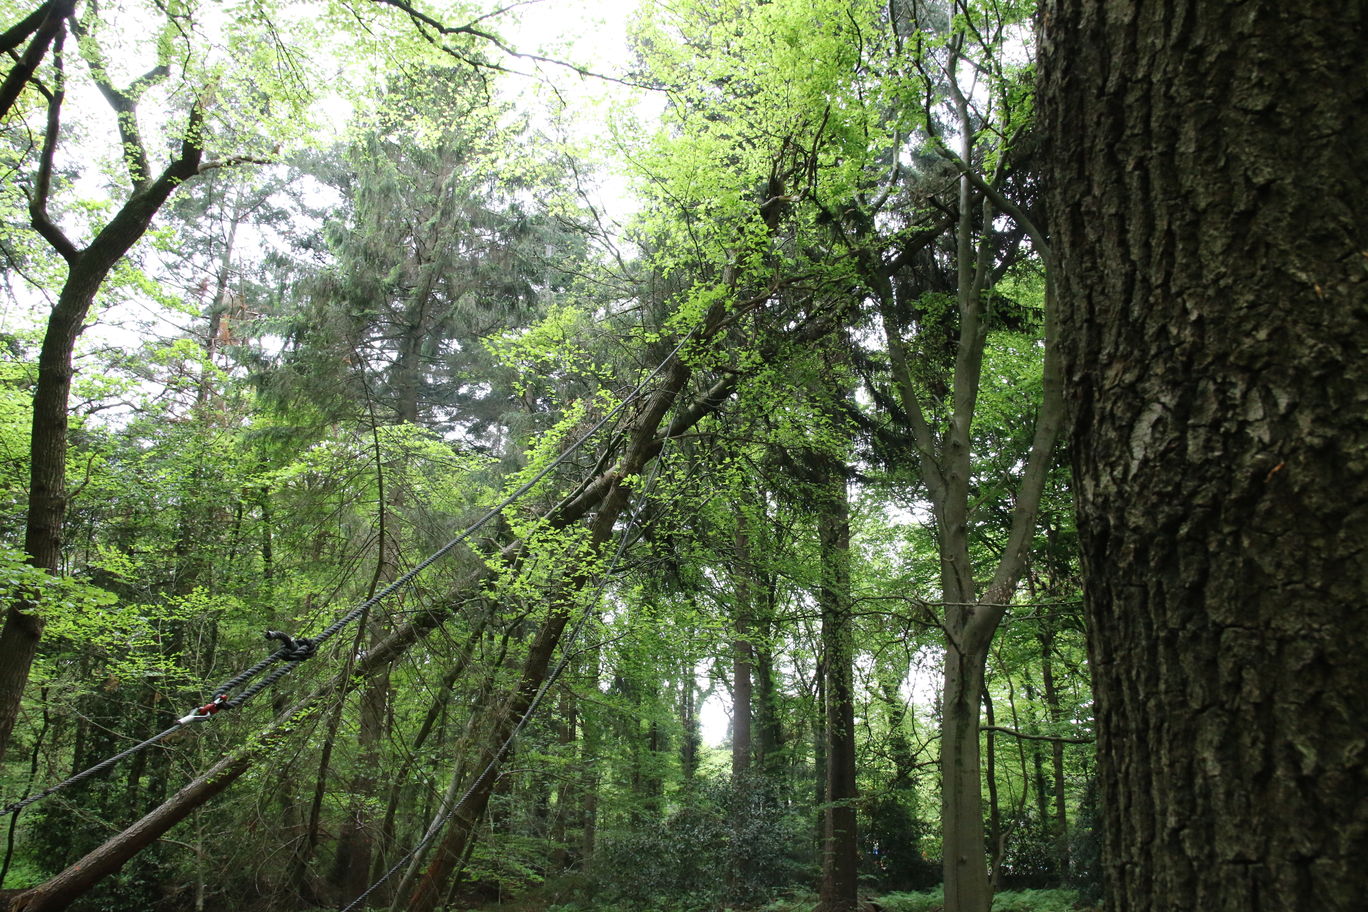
xmin=0 ymin=4 xmax=1098 ymax=911
xmin=877 ymin=887 xmax=1089 ymax=912
xmin=0 ymin=853 xmax=46 ymax=889
xmin=593 ymin=774 xmax=807 ymax=909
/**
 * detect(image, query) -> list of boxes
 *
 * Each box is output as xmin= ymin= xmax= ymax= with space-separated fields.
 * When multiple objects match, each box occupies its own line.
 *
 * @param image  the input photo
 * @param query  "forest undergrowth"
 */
xmin=503 ymin=886 xmax=1096 ymax=912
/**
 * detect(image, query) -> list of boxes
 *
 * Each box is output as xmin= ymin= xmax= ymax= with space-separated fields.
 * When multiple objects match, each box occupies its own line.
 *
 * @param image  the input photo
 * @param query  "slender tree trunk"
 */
xmin=1038 ymin=631 xmax=1069 ymax=876
xmin=1040 ymin=3 xmax=1368 ymax=909
xmin=731 ymin=513 xmax=754 ymax=777
xmin=817 ymin=464 xmax=857 ymax=912
xmin=550 ymin=682 xmax=578 ymax=870
xmin=812 ymin=656 xmax=827 ymax=860
xmin=332 ymin=636 xmax=390 ymax=901
xmin=0 ymin=101 xmax=204 ymax=764
xmin=754 ymin=640 xmax=783 ymax=776
xmin=0 ymin=275 xmax=92 ymax=766
xmin=941 ymin=631 xmax=992 ymax=912
xmin=680 ymin=662 xmax=699 ymax=781
xmin=982 ymin=687 xmax=1001 ymax=891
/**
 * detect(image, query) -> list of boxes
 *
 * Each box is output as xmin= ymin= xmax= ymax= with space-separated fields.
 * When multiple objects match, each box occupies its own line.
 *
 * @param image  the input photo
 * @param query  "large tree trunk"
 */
xmin=1040 ymin=3 xmax=1368 ymax=910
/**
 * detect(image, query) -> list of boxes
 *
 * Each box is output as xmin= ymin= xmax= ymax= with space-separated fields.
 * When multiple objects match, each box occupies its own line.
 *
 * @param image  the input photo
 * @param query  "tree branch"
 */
xmin=0 ymin=0 xmax=75 ymax=122
xmin=932 ymin=140 xmax=1051 ymax=261
xmin=980 ymin=725 xmax=1093 ymax=745
xmin=368 ymin=0 xmax=662 ymax=91
xmin=70 ymin=7 xmax=168 ymax=189
xmin=0 ymin=2 xmax=52 ymax=55
xmin=27 ymin=22 xmax=76 ymax=264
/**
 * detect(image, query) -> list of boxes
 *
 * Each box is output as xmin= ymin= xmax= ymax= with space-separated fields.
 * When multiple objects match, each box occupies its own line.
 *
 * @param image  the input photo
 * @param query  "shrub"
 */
xmin=592 ymin=773 xmax=807 ymax=909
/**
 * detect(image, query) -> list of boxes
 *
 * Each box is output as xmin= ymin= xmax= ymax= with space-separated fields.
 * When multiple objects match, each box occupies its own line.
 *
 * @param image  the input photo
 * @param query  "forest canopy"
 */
xmin=0 ymin=2 xmax=1363 ymax=912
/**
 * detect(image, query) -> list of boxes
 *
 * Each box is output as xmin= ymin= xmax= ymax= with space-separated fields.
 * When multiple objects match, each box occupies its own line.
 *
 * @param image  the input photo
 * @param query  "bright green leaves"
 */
xmin=0 ymin=544 xmax=116 ymax=626
xmin=487 ymin=304 xmax=615 ymax=405
xmin=0 ymin=545 xmax=202 ymax=686
xmin=627 ymin=0 xmax=892 ymax=282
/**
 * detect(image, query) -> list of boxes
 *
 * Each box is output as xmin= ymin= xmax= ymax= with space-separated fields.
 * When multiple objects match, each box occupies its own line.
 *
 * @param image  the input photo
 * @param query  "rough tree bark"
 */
xmin=1040 ymin=2 xmax=1368 ymax=910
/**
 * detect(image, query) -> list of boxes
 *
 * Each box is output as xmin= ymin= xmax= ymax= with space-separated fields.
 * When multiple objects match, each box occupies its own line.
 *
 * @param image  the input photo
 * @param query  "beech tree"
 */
xmin=1039 ymin=2 xmax=1368 ymax=910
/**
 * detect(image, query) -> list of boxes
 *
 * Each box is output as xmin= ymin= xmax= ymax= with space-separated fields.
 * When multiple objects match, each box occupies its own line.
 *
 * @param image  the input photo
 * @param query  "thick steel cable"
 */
xmin=1 ymin=723 xmax=183 ymax=816
xmin=0 ymin=327 xmax=700 ymax=819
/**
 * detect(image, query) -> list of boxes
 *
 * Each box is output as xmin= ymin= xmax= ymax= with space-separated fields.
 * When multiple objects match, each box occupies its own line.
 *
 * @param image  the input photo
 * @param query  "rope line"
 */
xmin=1 ymin=724 xmax=182 ymax=817
xmin=0 ymin=327 xmax=700 ymax=820
xmin=339 ymin=443 xmax=667 ymax=912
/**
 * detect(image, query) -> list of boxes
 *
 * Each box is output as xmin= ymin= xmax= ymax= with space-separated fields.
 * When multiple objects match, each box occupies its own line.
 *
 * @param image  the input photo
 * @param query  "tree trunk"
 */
xmin=817 ymin=465 xmax=857 ymax=912
xmin=982 ymin=687 xmax=1002 ymax=892
xmin=1038 ymin=631 xmax=1069 ymax=876
xmin=680 ymin=662 xmax=699 ymax=781
xmin=941 ymin=632 xmax=991 ymax=912
xmin=0 ymin=273 xmax=95 ymax=766
xmin=550 ymin=682 xmax=578 ymax=870
xmin=1040 ymin=3 xmax=1368 ymax=910
xmin=731 ymin=513 xmax=754 ymax=777
xmin=0 ymin=109 xmax=204 ymax=764
xmin=754 ymin=640 xmax=783 ymax=776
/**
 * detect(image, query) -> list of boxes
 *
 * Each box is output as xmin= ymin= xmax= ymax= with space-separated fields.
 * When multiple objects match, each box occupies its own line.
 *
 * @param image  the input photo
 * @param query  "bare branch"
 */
xmin=27 ymin=22 xmax=76 ymax=263
xmin=0 ymin=0 xmax=76 ymax=122
xmin=980 ymin=725 xmax=1093 ymax=745
xmin=369 ymin=0 xmax=664 ymax=91
xmin=70 ymin=8 xmax=169 ymax=189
